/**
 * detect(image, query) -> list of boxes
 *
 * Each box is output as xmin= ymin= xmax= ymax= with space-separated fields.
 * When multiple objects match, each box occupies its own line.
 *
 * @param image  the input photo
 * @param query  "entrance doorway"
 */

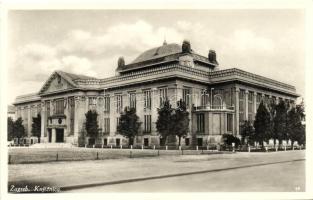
xmin=144 ymin=138 xmax=149 ymax=146
xmin=197 ymin=138 xmax=203 ymax=146
xmin=56 ymin=129 xmax=64 ymax=143
xmin=48 ymin=129 xmax=52 ymax=143
xmin=116 ymin=138 xmax=120 ymax=146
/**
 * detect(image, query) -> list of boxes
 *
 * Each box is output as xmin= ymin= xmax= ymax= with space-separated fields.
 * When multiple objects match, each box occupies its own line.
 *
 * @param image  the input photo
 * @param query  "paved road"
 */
xmin=66 ymin=159 xmax=304 ymax=192
xmin=9 ymin=150 xmax=305 ymax=192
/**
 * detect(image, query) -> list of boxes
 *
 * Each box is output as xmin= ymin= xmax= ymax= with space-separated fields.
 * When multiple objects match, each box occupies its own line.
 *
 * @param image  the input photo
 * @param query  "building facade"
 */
xmin=13 ymin=40 xmax=299 ymax=147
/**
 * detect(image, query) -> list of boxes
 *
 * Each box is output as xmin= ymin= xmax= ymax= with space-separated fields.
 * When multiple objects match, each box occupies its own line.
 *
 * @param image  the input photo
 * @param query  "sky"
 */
xmin=7 ymin=9 xmax=305 ymax=104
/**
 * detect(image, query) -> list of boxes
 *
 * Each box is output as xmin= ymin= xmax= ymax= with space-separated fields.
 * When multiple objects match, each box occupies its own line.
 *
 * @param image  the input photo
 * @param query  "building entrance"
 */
xmin=56 ymin=129 xmax=64 ymax=143
xmin=197 ymin=138 xmax=203 ymax=146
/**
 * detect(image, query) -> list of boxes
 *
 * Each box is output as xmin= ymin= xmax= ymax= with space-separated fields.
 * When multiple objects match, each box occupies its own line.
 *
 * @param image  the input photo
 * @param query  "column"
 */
xmin=64 ymin=97 xmax=69 ymax=138
xmin=245 ymin=90 xmax=249 ymax=121
xmin=52 ymin=128 xmax=56 ymax=143
xmin=235 ymin=87 xmax=240 ymax=136
xmin=74 ymin=96 xmax=80 ymax=139
xmin=40 ymin=101 xmax=45 ymax=143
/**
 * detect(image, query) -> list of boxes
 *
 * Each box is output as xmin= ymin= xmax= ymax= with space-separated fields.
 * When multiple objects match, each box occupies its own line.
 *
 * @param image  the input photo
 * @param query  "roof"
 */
xmin=60 ymin=71 xmax=97 ymax=81
xmin=131 ymin=43 xmax=184 ymax=64
xmin=8 ymin=105 xmax=15 ymax=113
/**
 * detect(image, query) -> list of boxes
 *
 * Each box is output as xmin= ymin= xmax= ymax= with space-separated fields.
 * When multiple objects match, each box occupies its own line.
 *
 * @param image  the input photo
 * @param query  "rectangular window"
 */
xmin=144 ymin=90 xmax=151 ymax=109
xmin=248 ymin=92 xmax=253 ymax=121
xmin=182 ymin=88 xmax=190 ymax=107
xmin=116 ymin=94 xmax=123 ymax=113
xmin=55 ymin=99 xmax=64 ymax=115
xmin=104 ymin=118 xmax=110 ymax=133
xmin=201 ymin=89 xmax=208 ymax=106
xmin=116 ymin=117 xmax=120 ymax=129
xmin=185 ymin=138 xmax=190 ymax=146
xmin=104 ymin=95 xmax=110 ymax=112
xmin=159 ymin=87 xmax=168 ymax=107
xmin=88 ymin=97 xmax=97 ymax=110
xmin=239 ymin=90 xmax=245 ymax=123
xmin=227 ymin=114 xmax=233 ymax=132
xmin=197 ymin=113 xmax=205 ymax=133
xmin=129 ymin=92 xmax=136 ymax=109
xmin=144 ymin=115 xmax=152 ymax=133
xmin=256 ymin=93 xmax=262 ymax=110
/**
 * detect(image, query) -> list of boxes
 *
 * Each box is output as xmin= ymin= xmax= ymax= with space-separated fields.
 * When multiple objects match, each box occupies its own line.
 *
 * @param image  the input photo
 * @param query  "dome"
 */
xmin=131 ymin=43 xmax=182 ymax=64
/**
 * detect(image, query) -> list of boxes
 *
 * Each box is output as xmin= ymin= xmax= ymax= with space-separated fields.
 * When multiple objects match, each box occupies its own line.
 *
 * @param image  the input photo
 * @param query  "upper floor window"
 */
xmin=55 ymin=99 xmax=64 ymax=115
xmin=144 ymin=90 xmax=151 ymax=109
xmin=196 ymin=113 xmax=205 ymax=133
xmin=144 ymin=115 xmax=152 ymax=133
xmin=201 ymin=89 xmax=208 ymax=106
xmin=88 ymin=97 xmax=97 ymax=110
xmin=182 ymin=88 xmax=190 ymax=107
xmin=104 ymin=95 xmax=110 ymax=112
xmin=159 ymin=87 xmax=168 ymax=107
xmin=129 ymin=92 xmax=136 ymax=109
xmin=116 ymin=94 xmax=123 ymax=113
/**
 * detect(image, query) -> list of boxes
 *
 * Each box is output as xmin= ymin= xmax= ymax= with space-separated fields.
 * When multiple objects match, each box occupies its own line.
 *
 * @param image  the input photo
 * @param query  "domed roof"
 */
xmin=131 ymin=43 xmax=182 ymax=64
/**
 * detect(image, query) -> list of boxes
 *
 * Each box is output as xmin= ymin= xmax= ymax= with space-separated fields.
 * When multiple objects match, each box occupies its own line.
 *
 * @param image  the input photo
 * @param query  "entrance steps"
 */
xmin=30 ymin=143 xmax=76 ymax=148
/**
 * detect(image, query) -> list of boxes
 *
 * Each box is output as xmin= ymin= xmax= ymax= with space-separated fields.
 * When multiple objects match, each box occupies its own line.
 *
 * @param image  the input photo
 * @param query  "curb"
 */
xmin=60 ymin=158 xmax=305 ymax=191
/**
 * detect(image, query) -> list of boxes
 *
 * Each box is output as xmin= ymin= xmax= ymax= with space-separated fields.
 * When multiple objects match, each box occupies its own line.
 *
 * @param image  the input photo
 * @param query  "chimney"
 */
xmin=208 ymin=50 xmax=218 ymax=65
xmin=182 ymin=40 xmax=191 ymax=53
xmin=117 ymin=57 xmax=125 ymax=69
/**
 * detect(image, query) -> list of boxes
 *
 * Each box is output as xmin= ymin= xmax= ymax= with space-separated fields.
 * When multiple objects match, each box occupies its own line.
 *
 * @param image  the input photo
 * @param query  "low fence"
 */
xmin=8 ymin=144 xmax=305 ymax=165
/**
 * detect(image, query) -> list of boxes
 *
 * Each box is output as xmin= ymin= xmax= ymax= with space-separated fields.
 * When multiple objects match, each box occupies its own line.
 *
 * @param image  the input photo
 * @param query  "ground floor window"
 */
xmin=116 ymin=138 xmax=120 ymax=146
xmin=144 ymin=115 xmax=152 ymax=133
xmin=227 ymin=114 xmax=233 ymax=132
xmin=104 ymin=118 xmax=110 ymax=133
xmin=103 ymin=138 xmax=108 ymax=146
xmin=185 ymin=138 xmax=190 ymax=146
xmin=197 ymin=113 xmax=205 ymax=133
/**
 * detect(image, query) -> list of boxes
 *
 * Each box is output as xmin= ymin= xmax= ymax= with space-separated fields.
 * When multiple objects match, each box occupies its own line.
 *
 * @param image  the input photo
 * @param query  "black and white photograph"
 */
xmin=1 ymin=1 xmax=313 ymax=200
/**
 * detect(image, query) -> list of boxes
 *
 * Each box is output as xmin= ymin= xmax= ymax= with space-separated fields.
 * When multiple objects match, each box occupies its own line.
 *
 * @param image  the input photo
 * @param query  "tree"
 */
xmin=287 ymin=102 xmax=306 ymax=147
xmin=240 ymin=120 xmax=254 ymax=145
xmin=117 ymin=107 xmax=141 ymax=146
xmin=253 ymin=101 xmax=271 ymax=147
xmin=85 ymin=110 xmax=99 ymax=142
xmin=156 ymin=99 xmax=174 ymax=146
xmin=273 ymin=101 xmax=288 ymax=144
xmin=171 ymin=99 xmax=190 ymax=146
xmin=7 ymin=117 xmax=14 ymax=141
xmin=31 ymin=114 xmax=41 ymax=142
xmin=267 ymin=101 xmax=277 ymax=145
xmin=14 ymin=117 xmax=26 ymax=144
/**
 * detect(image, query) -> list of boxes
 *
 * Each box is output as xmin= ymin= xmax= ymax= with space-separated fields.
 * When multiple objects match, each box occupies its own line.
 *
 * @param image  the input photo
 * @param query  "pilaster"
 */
xmin=245 ymin=90 xmax=249 ymax=121
xmin=235 ymin=87 xmax=240 ymax=135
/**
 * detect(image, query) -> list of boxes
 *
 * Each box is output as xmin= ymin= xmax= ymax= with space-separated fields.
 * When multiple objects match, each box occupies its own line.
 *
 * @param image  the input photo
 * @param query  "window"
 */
xmin=88 ymin=97 xmax=97 ymax=110
xmin=144 ymin=90 xmax=151 ymax=109
xmin=197 ymin=113 xmax=205 ymax=133
xmin=185 ymin=138 xmax=190 ymax=146
xmin=104 ymin=95 xmax=110 ymax=112
xmin=256 ymin=93 xmax=262 ymax=109
xmin=159 ymin=87 xmax=168 ymax=107
xmin=201 ymin=89 xmax=208 ymax=106
xmin=227 ymin=114 xmax=233 ymax=132
xmin=55 ymin=99 xmax=64 ymax=115
xmin=116 ymin=117 xmax=120 ymax=128
xmin=144 ymin=115 xmax=152 ymax=133
xmin=248 ymin=92 xmax=253 ymax=121
xmin=182 ymin=88 xmax=190 ymax=107
xmin=239 ymin=90 xmax=245 ymax=123
xmin=116 ymin=94 xmax=123 ymax=113
xmin=129 ymin=92 xmax=136 ymax=109
xmin=104 ymin=118 xmax=110 ymax=133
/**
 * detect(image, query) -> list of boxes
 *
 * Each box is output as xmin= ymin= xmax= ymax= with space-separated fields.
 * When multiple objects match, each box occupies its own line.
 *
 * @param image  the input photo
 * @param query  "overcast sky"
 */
xmin=7 ymin=9 xmax=305 ymax=104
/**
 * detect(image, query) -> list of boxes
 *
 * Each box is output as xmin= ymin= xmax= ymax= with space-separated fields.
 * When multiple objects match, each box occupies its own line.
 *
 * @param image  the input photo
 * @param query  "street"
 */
xmin=9 ymin=150 xmax=305 ymax=192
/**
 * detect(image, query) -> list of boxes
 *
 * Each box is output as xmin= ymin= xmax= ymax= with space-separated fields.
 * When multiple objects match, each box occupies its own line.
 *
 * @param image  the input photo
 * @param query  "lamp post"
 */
xmin=210 ymin=88 xmax=214 ymax=108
